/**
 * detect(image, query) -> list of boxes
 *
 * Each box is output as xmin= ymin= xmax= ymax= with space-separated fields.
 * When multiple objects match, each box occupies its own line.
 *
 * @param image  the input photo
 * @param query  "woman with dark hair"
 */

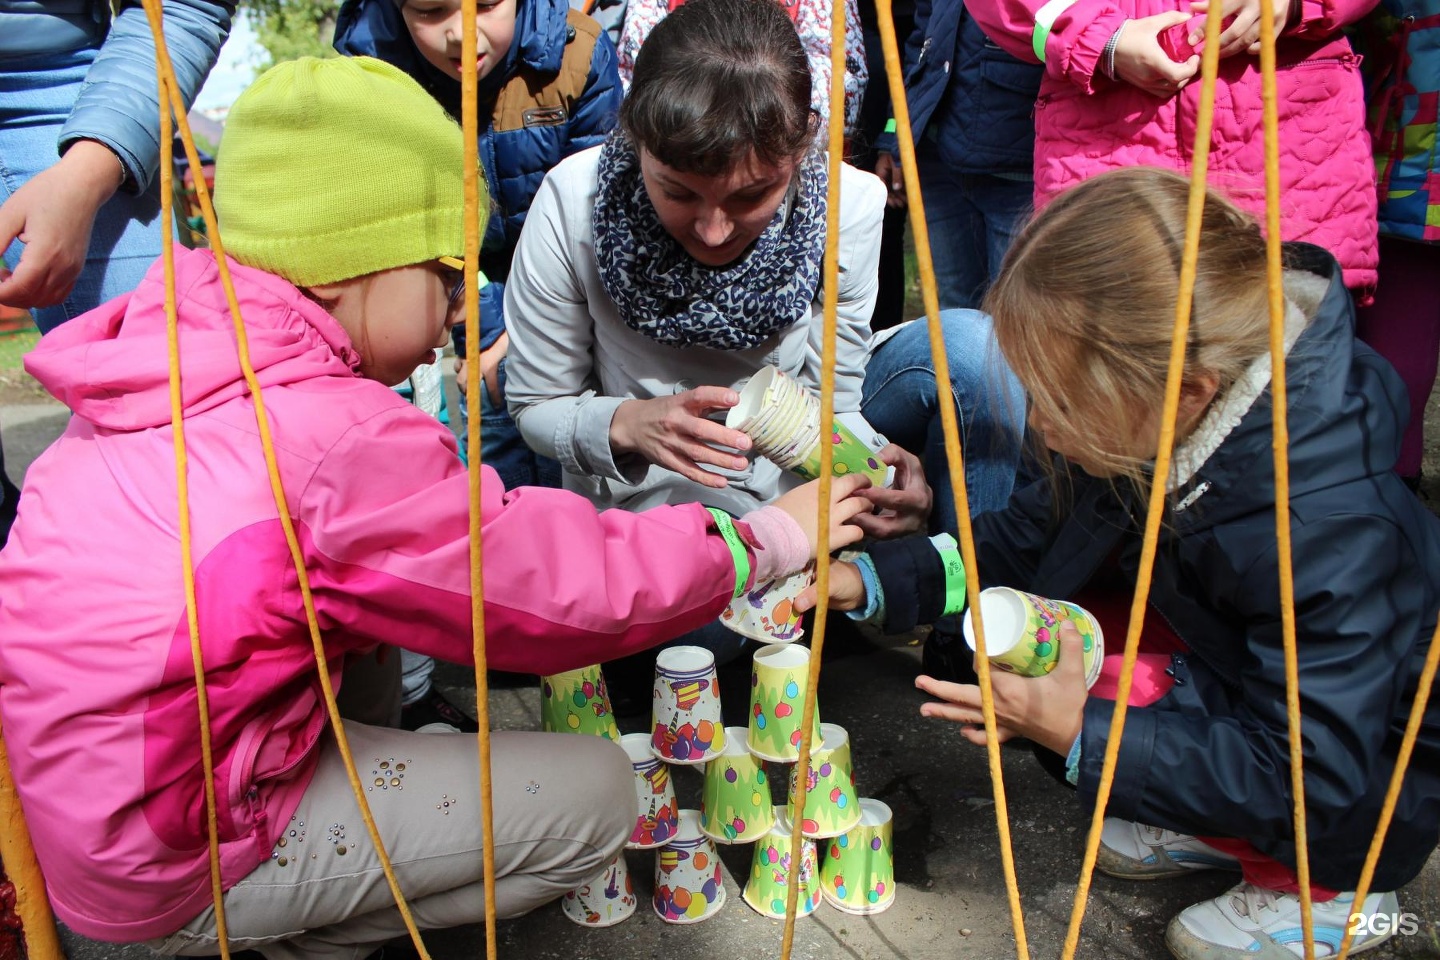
xmin=503 ymin=0 xmax=1025 ymax=666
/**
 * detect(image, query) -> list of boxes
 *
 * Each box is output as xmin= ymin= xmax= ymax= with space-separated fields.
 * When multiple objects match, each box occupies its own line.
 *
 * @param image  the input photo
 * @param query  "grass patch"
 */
xmin=0 ymin=328 xmax=39 ymax=375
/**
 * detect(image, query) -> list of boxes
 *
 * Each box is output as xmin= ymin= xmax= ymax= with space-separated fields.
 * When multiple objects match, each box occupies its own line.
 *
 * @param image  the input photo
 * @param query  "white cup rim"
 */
xmin=856 ymin=797 xmax=892 ymax=827
xmin=754 ymin=642 xmax=809 ymax=670
xmin=962 ymin=587 xmax=1025 ymax=657
xmin=656 ymin=644 xmax=717 ymax=676
xmin=620 ymin=732 xmax=656 ymax=763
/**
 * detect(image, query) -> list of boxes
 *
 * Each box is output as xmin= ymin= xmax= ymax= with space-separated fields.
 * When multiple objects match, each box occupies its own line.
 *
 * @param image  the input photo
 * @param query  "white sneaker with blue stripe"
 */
xmin=1166 ymin=882 xmax=1400 ymax=958
xmin=1097 ymin=819 xmax=1242 ymax=879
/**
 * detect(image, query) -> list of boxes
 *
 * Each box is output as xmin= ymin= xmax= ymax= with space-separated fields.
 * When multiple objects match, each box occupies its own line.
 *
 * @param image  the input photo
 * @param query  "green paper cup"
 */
xmin=819 ymin=798 xmax=895 ymax=915
xmin=748 ymin=643 xmax=822 ymax=763
xmin=540 ymin=664 xmax=620 ymax=740
xmin=742 ymin=808 xmax=821 ymax=919
xmin=790 ymin=417 xmax=889 ymax=487
xmin=787 ymin=723 xmax=861 ymax=839
xmin=962 ymin=587 xmax=1104 ymax=689
xmin=700 ymin=727 xmax=775 ymax=844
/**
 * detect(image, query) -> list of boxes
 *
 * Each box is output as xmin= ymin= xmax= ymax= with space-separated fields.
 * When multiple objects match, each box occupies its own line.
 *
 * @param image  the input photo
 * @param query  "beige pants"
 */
xmin=149 ymin=654 xmax=633 ymax=960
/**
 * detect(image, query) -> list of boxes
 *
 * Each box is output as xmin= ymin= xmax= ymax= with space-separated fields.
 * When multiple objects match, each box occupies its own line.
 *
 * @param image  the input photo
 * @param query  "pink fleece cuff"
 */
xmin=739 ymin=505 xmax=811 ymax=583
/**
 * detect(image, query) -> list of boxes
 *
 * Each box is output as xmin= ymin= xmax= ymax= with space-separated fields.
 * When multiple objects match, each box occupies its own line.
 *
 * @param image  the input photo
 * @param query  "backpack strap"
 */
xmin=491 ymin=8 xmax=601 ymax=132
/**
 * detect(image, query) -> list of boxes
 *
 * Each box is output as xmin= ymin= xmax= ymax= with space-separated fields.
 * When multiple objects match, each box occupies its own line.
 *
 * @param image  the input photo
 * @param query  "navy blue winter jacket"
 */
xmin=877 ymin=0 xmax=1040 ymax=174
xmin=869 ymin=245 xmax=1440 ymax=892
xmin=0 ymin=0 xmax=234 ymax=193
xmin=334 ymin=0 xmax=622 ymax=351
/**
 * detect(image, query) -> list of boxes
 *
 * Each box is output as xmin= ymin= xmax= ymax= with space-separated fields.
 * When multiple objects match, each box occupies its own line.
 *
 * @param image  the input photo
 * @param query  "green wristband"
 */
xmin=883 ymin=118 xmax=897 ymax=134
xmin=706 ymin=508 xmax=751 ymax=599
xmin=930 ymin=533 xmax=967 ymax=617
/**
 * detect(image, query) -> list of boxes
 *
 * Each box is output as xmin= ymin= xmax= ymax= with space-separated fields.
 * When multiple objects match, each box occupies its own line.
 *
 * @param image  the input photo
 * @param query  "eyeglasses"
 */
xmin=438 ymin=255 xmax=466 ymax=310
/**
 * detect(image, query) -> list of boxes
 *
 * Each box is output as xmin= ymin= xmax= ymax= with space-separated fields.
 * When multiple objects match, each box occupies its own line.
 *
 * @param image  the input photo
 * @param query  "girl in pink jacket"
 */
xmin=968 ymin=0 xmax=1380 ymax=292
xmin=0 ymin=57 xmax=869 ymax=958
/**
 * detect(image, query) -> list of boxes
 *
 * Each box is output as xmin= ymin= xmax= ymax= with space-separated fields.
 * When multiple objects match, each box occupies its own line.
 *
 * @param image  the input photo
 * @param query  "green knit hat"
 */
xmin=214 ymin=56 xmax=473 ymax=287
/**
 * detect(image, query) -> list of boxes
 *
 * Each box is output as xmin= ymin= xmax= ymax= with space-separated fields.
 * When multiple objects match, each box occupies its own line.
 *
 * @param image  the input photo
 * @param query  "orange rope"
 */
xmin=1256 ymin=0 xmax=1316 ymax=954
xmin=1336 ymin=616 xmax=1440 ymax=959
xmin=0 ymin=730 xmax=63 ymax=960
xmin=778 ymin=0 xmax=849 ymax=952
xmin=140 ymin=4 xmax=433 ymax=955
xmin=459 ymin=0 xmax=502 ymax=954
xmin=873 ymin=0 xmax=1032 ymax=956
xmin=152 ymin=58 xmax=232 ymax=959
xmin=1059 ymin=6 xmax=1227 ymax=957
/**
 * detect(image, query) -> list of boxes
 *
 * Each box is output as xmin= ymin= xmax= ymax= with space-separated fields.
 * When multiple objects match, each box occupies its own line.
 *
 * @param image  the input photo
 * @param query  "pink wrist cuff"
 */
xmin=740 ymin=505 xmax=811 ymax=583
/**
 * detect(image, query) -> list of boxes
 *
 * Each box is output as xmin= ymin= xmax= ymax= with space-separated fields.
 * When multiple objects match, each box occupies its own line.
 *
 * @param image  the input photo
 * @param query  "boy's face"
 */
xmin=400 ymin=0 xmax=517 ymax=83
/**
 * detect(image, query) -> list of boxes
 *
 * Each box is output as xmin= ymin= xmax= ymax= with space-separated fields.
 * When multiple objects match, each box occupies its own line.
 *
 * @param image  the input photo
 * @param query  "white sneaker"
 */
xmin=1096 ymin=819 xmax=1241 ymax=879
xmin=1166 ymin=882 xmax=1401 ymax=958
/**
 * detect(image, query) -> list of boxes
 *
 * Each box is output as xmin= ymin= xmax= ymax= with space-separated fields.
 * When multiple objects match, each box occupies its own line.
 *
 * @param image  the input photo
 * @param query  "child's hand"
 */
xmin=1114 ymin=11 xmax=1202 ymax=98
xmin=773 ymin=474 xmax=874 ymax=556
xmin=610 ymin=387 xmax=751 ymax=488
xmin=850 ymin=443 xmax=932 ymax=540
xmin=915 ymin=619 xmax=1089 ymax=755
xmin=793 ymin=559 xmax=867 ymax=614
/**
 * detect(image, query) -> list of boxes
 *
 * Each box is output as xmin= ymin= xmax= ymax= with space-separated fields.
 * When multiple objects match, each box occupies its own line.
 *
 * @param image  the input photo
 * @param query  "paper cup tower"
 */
xmin=726 ymin=366 xmax=888 ymax=487
xmin=560 ymin=851 xmax=637 ymax=927
xmin=962 ymin=587 xmax=1104 ymax=689
xmin=788 ymin=723 xmax=861 ymax=838
xmin=540 ymin=664 xmax=620 ymax=740
xmin=743 ymin=808 xmax=821 ymax=919
xmin=653 ymin=810 xmax=728 ymax=924
xmin=748 ymin=642 xmax=823 ymax=762
xmin=721 ymin=562 xmax=813 ymax=644
xmin=700 ymin=727 xmax=775 ymax=844
xmin=651 ymin=645 xmax=726 ymax=764
xmin=620 ymin=733 xmax=679 ymax=849
xmin=820 ymin=798 xmax=895 ymax=915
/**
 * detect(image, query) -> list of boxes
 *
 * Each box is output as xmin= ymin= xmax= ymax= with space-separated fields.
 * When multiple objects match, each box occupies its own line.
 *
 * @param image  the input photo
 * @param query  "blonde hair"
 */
xmin=984 ymin=167 xmax=1273 ymax=491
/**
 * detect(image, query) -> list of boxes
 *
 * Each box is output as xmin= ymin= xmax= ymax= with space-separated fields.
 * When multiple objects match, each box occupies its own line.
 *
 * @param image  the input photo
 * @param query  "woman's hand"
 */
xmin=873 ymin=153 xmax=907 ymax=210
xmin=792 ymin=559 xmax=867 ymax=614
xmin=1114 ymin=11 xmax=1202 ymax=98
xmin=610 ymin=387 xmax=752 ymax=488
xmin=1190 ymin=0 xmax=1287 ymax=57
xmin=851 ymin=443 xmax=932 ymax=540
xmin=915 ymin=619 xmax=1089 ymax=755
xmin=0 ymin=141 xmax=124 ymax=308
xmin=772 ymin=474 xmax=874 ymax=557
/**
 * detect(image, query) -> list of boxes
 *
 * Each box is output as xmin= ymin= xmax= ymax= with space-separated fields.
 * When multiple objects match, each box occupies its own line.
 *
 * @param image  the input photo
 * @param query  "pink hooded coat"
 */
xmin=968 ymin=0 xmax=1380 ymax=291
xmin=0 ymin=248 xmax=742 ymax=941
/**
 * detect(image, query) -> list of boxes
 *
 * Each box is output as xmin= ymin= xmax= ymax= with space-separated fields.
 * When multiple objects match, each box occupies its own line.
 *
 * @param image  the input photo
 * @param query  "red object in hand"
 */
xmin=1158 ymin=19 xmax=1202 ymax=60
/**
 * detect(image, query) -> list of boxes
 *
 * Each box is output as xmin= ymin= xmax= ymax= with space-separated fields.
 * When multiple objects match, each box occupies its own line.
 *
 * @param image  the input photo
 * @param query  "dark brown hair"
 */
xmin=619 ymin=0 xmax=815 ymax=176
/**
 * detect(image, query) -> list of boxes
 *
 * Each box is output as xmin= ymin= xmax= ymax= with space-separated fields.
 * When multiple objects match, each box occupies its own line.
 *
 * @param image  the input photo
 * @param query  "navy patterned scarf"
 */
xmin=592 ymin=134 xmax=827 ymax=351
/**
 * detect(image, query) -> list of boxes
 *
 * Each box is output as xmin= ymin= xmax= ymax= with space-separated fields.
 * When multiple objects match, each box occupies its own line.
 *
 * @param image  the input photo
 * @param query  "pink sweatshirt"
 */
xmin=0 ymin=248 xmax=762 ymax=941
xmin=968 ymin=0 xmax=1380 ymax=291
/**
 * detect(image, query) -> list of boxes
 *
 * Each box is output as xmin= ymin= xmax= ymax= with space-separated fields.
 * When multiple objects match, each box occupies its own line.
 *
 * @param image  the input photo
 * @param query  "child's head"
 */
xmin=619 ymin=0 xmax=815 ymax=266
xmin=984 ymin=167 xmax=1272 ymax=483
xmin=215 ymin=56 xmax=477 ymax=386
xmin=395 ymin=0 xmax=517 ymax=84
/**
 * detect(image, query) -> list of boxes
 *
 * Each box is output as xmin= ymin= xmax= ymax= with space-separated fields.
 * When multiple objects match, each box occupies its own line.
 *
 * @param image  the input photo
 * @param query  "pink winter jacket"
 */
xmin=0 ymin=248 xmax=744 ymax=942
xmin=968 ymin=0 xmax=1380 ymax=291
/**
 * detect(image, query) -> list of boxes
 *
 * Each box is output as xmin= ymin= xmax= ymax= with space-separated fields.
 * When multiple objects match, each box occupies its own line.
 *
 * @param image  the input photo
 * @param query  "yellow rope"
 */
xmin=778 ymin=1 xmax=849 ymax=951
xmin=0 ymin=729 xmax=63 ymax=960
xmin=139 ymin=5 xmax=433 ymax=955
xmin=1256 ymin=0 xmax=1316 ymax=954
xmin=1336 ymin=616 xmax=1440 ymax=959
xmin=458 ymin=0 xmax=502 ymax=955
xmin=151 ymin=59 xmax=232 ymax=960
xmin=873 ymin=0 xmax=1033 ymax=956
xmin=1059 ymin=7 xmax=1227 ymax=957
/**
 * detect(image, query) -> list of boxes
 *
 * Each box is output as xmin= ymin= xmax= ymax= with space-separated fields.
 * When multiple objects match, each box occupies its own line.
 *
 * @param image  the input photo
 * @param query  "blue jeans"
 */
xmin=861 ymin=310 xmax=1026 ymax=535
xmin=456 ymin=358 xmax=562 ymax=489
xmin=916 ymin=147 xmax=1033 ymax=311
xmin=0 ymin=47 xmax=164 ymax=333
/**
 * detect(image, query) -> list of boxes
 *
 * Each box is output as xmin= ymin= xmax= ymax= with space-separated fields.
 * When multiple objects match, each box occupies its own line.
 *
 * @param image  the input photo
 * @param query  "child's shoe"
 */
xmin=1096 ymin=819 xmax=1241 ymax=879
xmin=1165 ymin=882 xmax=1400 ymax=958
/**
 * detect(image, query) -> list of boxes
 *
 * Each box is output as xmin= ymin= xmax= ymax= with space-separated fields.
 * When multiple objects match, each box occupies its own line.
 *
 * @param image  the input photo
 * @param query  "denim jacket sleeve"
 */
xmin=60 ymin=0 xmax=234 ymax=194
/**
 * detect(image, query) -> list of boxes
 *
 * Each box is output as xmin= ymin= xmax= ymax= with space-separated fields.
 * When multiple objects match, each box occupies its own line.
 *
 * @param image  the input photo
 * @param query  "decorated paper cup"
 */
xmin=720 ymin=562 xmax=813 ymax=643
xmin=787 ymin=723 xmax=861 ymax=839
xmin=748 ymin=643 xmax=822 ymax=763
xmin=743 ymin=808 xmax=820 ymax=919
xmin=651 ymin=646 xmax=726 ymax=764
xmin=540 ymin=664 xmax=620 ymax=740
xmin=653 ymin=810 xmax=728 ymax=924
xmin=819 ymin=798 xmax=895 ymax=915
xmin=621 ymin=733 xmax=678 ymax=849
xmin=789 ymin=417 xmax=888 ymax=487
xmin=700 ymin=727 xmax=775 ymax=844
xmin=962 ymin=587 xmax=1104 ymax=689
xmin=560 ymin=851 xmax=637 ymax=927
